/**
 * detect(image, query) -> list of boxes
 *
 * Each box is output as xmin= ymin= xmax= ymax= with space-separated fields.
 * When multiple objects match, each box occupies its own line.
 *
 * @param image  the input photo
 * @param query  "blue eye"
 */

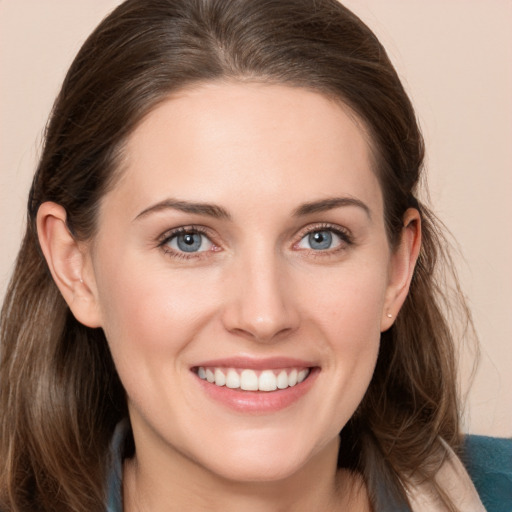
xmin=297 ymin=229 xmax=344 ymax=251
xmin=167 ymin=232 xmax=213 ymax=253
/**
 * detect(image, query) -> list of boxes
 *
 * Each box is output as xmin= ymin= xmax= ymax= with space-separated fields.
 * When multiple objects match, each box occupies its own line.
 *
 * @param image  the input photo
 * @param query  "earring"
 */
xmin=386 ymin=313 xmax=392 ymax=318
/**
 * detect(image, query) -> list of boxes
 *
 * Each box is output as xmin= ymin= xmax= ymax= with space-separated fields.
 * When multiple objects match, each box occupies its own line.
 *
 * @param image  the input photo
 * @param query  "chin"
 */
xmin=190 ymin=430 xmax=333 ymax=484
xmin=205 ymin=454 xmax=309 ymax=483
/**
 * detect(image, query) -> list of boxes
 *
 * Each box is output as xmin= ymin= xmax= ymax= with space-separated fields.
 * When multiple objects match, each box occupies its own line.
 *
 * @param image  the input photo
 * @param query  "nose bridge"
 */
xmin=222 ymin=244 xmax=299 ymax=341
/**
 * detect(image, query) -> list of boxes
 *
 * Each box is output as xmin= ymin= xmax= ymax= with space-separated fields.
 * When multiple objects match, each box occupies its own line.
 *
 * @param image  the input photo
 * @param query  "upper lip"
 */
xmin=192 ymin=356 xmax=317 ymax=370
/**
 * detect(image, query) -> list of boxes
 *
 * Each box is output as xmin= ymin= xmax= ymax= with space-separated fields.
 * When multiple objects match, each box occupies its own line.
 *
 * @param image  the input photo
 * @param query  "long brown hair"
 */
xmin=1 ymin=1 xmax=473 ymax=510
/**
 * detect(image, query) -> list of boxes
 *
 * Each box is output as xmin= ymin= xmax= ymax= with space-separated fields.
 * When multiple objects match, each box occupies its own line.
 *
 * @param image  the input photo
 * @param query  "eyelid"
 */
xmin=157 ymin=225 xmax=212 ymax=243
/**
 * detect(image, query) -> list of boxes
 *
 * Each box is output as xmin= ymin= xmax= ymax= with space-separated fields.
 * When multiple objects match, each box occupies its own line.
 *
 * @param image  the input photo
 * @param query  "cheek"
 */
xmin=299 ymin=259 xmax=387 ymax=410
xmin=94 ymin=260 xmax=224 ymax=423
xmin=303 ymin=257 xmax=389 ymax=339
xmin=94 ymin=255 xmax=219 ymax=364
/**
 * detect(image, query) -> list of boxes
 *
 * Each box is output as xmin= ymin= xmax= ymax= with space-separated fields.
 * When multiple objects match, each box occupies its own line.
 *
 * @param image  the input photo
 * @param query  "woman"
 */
xmin=1 ymin=1 xmax=509 ymax=511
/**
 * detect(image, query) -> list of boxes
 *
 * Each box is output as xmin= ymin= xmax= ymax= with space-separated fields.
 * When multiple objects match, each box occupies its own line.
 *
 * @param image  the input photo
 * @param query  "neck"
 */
xmin=123 ymin=435 xmax=368 ymax=512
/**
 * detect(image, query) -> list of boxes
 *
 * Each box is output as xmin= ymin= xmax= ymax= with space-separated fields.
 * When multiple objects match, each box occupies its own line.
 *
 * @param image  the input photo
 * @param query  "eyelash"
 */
xmin=158 ymin=225 xmax=218 ymax=261
xmin=294 ymin=223 xmax=354 ymax=257
xmin=157 ymin=223 xmax=353 ymax=260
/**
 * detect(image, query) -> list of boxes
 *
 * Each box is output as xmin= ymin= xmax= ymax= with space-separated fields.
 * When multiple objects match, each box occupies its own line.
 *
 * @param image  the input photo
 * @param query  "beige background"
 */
xmin=1 ymin=1 xmax=511 ymax=437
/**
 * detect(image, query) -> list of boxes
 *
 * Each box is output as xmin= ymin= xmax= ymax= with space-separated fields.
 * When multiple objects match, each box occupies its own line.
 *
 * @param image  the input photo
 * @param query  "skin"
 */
xmin=37 ymin=82 xmax=420 ymax=511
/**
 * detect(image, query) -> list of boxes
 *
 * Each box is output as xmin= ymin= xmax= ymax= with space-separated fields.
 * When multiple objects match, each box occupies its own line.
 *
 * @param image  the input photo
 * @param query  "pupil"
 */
xmin=184 ymin=234 xmax=195 ymax=245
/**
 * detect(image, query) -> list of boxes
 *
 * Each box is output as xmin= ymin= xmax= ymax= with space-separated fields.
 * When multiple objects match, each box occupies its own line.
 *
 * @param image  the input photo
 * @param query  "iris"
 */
xmin=177 ymin=233 xmax=203 ymax=252
xmin=308 ymin=231 xmax=333 ymax=250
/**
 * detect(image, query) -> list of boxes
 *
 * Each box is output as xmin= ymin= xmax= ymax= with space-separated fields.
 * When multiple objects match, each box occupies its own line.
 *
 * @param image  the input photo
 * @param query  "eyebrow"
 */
xmin=134 ymin=196 xmax=371 ymax=222
xmin=134 ymin=199 xmax=231 ymax=221
xmin=293 ymin=197 xmax=371 ymax=219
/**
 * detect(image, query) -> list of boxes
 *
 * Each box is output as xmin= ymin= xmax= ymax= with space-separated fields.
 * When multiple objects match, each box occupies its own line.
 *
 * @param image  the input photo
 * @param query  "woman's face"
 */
xmin=86 ymin=82 xmax=412 ymax=482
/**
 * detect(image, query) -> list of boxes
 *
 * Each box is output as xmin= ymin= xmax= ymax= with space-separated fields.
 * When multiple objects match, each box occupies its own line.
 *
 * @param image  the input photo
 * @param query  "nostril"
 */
xmin=227 ymin=323 xmax=297 ymax=343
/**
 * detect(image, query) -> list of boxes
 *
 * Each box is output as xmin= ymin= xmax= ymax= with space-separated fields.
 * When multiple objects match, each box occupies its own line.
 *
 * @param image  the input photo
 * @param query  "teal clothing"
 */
xmin=106 ymin=420 xmax=127 ymax=512
xmin=462 ymin=435 xmax=512 ymax=512
xmin=106 ymin=422 xmax=512 ymax=511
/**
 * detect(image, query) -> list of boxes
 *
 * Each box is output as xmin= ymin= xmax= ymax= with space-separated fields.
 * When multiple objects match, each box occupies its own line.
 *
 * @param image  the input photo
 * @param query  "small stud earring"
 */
xmin=386 ymin=313 xmax=392 ymax=318
xmin=79 ymin=278 xmax=84 ymax=284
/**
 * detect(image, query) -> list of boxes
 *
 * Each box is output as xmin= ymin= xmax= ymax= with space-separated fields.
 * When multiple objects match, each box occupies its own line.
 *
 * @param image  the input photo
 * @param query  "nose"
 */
xmin=221 ymin=252 xmax=300 ymax=343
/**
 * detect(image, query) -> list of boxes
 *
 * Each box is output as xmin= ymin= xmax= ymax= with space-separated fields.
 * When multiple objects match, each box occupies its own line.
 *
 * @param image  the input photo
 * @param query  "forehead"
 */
xmin=109 ymin=82 xmax=382 ymax=219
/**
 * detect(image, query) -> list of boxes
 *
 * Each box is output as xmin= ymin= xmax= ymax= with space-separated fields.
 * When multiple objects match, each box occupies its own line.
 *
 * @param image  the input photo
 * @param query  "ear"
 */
xmin=37 ymin=202 xmax=102 ymax=328
xmin=380 ymin=208 xmax=422 ymax=332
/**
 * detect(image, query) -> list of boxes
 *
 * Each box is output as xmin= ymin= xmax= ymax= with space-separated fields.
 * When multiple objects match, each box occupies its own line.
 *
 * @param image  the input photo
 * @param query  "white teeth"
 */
xmin=276 ymin=370 xmax=288 ymax=389
xmin=197 ymin=366 xmax=311 ymax=391
xmin=259 ymin=370 xmax=277 ymax=391
xmin=214 ymin=368 xmax=226 ymax=386
xmin=225 ymin=369 xmax=240 ymax=389
xmin=297 ymin=369 xmax=308 ymax=383
xmin=240 ymin=369 xmax=259 ymax=391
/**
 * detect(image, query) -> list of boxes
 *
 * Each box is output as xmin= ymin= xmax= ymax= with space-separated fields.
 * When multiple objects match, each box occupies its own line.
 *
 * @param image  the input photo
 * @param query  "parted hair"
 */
xmin=1 ymin=1 xmax=472 ymax=510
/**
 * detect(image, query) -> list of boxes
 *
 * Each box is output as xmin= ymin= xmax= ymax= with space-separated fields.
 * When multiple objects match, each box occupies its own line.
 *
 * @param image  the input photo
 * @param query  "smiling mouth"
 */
xmin=194 ymin=366 xmax=311 ymax=392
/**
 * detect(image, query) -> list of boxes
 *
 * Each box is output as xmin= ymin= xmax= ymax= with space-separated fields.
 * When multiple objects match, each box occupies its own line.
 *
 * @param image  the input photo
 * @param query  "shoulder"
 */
xmin=461 ymin=435 xmax=512 ymax=512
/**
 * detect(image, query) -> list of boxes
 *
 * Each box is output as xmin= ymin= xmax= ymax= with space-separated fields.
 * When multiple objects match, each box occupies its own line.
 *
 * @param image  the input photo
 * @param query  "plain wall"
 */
xmin=1 ymin=1 xmax=511 ymax=437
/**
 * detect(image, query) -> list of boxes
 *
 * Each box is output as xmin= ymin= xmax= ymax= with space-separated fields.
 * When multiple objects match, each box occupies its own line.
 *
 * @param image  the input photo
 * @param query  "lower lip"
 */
xmin=194 ymin=368 xmax=319 ymax=414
